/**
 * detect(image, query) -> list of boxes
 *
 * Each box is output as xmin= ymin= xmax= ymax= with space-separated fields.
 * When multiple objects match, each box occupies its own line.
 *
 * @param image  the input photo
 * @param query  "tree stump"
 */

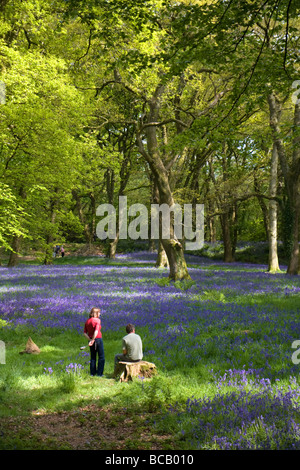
xmin=114 ymin=361 xmax=157 ymax=382
xmin=19 ymin=337 xmax=41 ymax=355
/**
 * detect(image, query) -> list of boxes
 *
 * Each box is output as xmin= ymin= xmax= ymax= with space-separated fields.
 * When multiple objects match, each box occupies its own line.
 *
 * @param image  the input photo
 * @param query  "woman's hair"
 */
xmin=89 ymin=307 xmax=100 ymax=318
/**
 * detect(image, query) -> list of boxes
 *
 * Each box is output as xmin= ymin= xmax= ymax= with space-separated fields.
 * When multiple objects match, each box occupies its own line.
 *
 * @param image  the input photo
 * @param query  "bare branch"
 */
xmin=75 ymin=28 xmax=94 ymax=62
xmin=141 ymin=119 xmax=188 ymax=130
xmin=283 ymin=0 xmax=293 ymax=77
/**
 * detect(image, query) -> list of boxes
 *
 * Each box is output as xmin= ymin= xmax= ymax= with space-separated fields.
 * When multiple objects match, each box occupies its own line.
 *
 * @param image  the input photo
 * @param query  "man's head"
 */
xmin=126 ymin=323 xmax=135 ymax=334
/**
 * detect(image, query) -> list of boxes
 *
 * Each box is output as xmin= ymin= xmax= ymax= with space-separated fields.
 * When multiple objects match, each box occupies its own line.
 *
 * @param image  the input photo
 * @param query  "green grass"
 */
xmin=0 ymin=318 xmax=219 ymax=451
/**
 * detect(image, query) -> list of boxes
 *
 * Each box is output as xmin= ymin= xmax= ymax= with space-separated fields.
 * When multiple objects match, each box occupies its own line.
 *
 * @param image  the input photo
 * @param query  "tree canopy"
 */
xmin=0 ymin=0 xmax=300 ymax=275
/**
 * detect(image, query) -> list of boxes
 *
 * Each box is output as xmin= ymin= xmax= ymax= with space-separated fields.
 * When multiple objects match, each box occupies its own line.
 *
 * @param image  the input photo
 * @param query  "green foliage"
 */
xmin=139 ymin=375 xmax=172 ymax=413
xmin=0 ymin=0 xmax=299 ymax=271
xmin=0 ymin=183 xmax=28 ymax=250
xmin=155 ymin=277 xmax=196 ymax=290
xmin=58 ymin=371 xmax=77 ymax=394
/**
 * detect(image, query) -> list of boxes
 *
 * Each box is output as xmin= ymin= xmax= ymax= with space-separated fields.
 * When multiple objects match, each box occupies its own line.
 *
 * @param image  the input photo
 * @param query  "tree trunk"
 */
xmin=268 ymin=144 xmax=280 ymax=272
xmin=7 ymin=235 xmax=21 ymax=267
xmin=208 ymin=199 xmax=217 ymax=243
xmin=114 ymin=360 xmax=157 ymax=382
xmin=105 ymin=147 xmax=131 ymax=258
xmin=107 ymin=231 xmax=119 ymax=259
xmin=288 ymin=103 xmax=300 ymax=274
xmin=155 ymin=240 xmax=169 ymax=267
xmin=148 ymin=239 xmax=156 ymax=252
xmin=220 ymin=211 xmax=234 ymax=262
xmin=254 ymin=175 xmax=269 ymax=241
xmin=90 ymin=192 xmax=96 ymax=241
xmin=73 ymin=190 xmax=92 ymax=248
xmin=268 ymin=92 xmax=300 ymax=274
xmin=155 ymin=164 xmax=189 ymax=278
xmin=151 ymin=175 xmax=168 ymax=267
xmin=287 ymin=199 xmax=300 ymax=275
xmin=43 ymin=191 xmax=59 ymax=265
xmin=136 ymin=85 xmax=190 ymax=280
xmin=231 ymin=204 xmax=238 ymax=259
xmin=208 ymin=216 xmax=217 ymax=242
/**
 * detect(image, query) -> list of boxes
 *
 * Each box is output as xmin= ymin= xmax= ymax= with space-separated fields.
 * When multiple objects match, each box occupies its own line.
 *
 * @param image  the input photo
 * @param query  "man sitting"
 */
xmin=114 ymin=323 xmax=143 ymax=375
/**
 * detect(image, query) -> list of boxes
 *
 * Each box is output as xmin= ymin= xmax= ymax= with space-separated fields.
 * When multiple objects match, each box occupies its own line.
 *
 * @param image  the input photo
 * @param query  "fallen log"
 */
xmin=114 ymin=360 xmax=157 ymax=382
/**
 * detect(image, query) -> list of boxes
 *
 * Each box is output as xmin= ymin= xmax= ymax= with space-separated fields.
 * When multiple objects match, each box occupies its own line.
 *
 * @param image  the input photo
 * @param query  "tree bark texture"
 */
xmin=268 ymin=144 xmax=280 ymax=272
xmin=268 ymin=92 xmax=300 ymax=274
xmin=7 ymin=235 xmax=21 ymax=267
xmin=114 ymin=361 xmax=157 ymax=382
xmin=220 ymin=211 xmax=234 ymax=262
xmin=72 ymin=190 xmax=92 ymax=248
xmin=136 ymin=85 xmax=190 ymax=280
xmin=151 ymin=175 xmax=168 ymax=267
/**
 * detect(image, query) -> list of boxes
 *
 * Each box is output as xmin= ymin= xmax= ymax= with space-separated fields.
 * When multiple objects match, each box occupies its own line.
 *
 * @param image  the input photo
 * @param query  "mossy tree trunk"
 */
xmin=136 ymin=85 xmax=190 ymax=280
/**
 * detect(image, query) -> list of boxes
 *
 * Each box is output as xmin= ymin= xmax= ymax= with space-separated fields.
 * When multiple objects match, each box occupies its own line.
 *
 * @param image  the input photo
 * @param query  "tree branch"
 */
xmin=141 ymin=119 xmax=188 ymax=130
xmin=283 ymin=0 xmax=293 ymax=77
xmin=75 ymin=28 xmax=94 ymax=62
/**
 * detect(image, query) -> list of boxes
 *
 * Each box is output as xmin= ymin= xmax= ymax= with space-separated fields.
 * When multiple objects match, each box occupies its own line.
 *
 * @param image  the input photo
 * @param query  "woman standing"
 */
xmin=83 ymin=307 xmax=105 ymax=377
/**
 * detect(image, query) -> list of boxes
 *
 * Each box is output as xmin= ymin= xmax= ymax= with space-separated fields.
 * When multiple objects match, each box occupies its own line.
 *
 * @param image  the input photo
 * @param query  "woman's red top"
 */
xmin=84 ymin=317 xmax=102 ymax=339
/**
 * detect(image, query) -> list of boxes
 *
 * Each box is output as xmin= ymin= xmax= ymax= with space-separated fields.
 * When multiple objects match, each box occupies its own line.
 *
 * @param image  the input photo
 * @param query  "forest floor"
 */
xmin=1 ymin=402 xmax=174 ymax=450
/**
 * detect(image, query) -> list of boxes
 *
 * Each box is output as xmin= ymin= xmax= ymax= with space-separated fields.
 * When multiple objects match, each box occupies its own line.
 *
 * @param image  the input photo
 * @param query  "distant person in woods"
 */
xmin=114 ymin=324 xmax=143 ymax=374
xmin=83 ymin=307 xmax=105 ymax=377
xmin=61 ymin=246 xmax=65 ymax=257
